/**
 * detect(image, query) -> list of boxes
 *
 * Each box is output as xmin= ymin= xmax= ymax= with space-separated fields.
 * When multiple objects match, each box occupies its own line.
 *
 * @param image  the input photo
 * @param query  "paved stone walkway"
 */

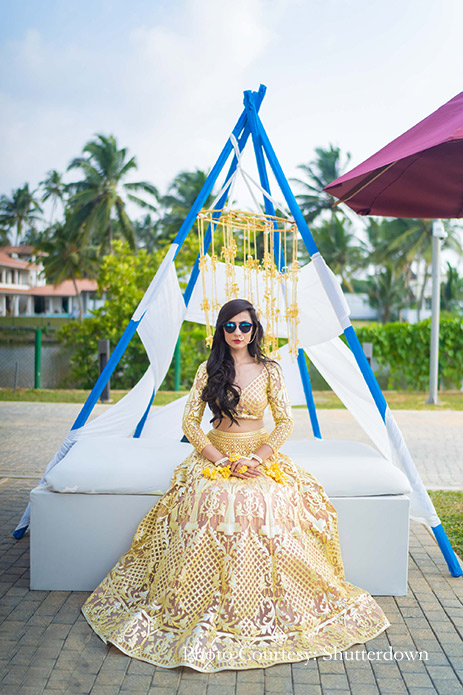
xmin=1 ymin=403 xmax=462 ymax=694
xmin=0 ymin=480 xmax=462 ymax=695
xmin=1 ymin=403 xmax=462 ymax=489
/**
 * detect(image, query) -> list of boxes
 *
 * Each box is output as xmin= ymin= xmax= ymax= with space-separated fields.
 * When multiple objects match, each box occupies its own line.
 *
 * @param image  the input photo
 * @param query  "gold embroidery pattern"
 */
xmin=82 ymin=427 xmax=390 ymax=672
xmin=264 ymin=363 xmax=294 ymax=453
xmin=181 ymin=361 xmax=294 ymax=455
xmin=181 ymin=362 xmax=210 ymax=454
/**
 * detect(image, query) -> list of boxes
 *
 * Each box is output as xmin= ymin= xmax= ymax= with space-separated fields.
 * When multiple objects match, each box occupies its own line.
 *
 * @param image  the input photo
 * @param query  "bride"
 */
xmin=82 ymin=298 xmax=390 ymax=672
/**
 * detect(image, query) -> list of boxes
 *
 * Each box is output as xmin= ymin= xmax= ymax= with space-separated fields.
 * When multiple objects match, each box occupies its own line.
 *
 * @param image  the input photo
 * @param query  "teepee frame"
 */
xmin=14 ymin=85 xmax=462 ymax=580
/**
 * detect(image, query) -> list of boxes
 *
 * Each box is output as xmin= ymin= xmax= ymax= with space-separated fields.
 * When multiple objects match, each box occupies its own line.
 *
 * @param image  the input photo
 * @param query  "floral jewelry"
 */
xmin=228 ymin=453 xmax=248 ymax=472
xmin=202 ymin=452 xmax=250 ymax=479
xmin=265 ymin=461 xmax=289 ymax=484
xmin=202 ymin=462 xmax=247 ymax=479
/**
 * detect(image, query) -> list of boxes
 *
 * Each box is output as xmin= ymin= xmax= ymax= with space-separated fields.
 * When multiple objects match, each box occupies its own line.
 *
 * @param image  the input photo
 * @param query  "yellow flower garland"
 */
xmin=196 ymin=209 xmax=300 ymax=359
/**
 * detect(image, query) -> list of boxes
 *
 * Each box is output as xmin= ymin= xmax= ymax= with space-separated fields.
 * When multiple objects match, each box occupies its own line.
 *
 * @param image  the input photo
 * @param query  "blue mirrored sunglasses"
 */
xmin=222 ymin=321 xmax=253 ymax=334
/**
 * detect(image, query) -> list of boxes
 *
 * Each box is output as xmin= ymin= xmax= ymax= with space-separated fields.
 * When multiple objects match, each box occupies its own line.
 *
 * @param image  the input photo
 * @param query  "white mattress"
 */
xmin=44 ymin=436 xmax=411 ymax=498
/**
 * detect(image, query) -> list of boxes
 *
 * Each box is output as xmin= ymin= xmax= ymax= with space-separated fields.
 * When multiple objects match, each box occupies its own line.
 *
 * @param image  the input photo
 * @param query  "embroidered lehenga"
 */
xmin=82 ymin=360 xmax=390 ymax=672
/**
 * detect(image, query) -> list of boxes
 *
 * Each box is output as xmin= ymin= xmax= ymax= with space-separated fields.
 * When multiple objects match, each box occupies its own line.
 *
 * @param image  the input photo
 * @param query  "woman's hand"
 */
xmin=229 ymin=458 xmax=261 ymax=479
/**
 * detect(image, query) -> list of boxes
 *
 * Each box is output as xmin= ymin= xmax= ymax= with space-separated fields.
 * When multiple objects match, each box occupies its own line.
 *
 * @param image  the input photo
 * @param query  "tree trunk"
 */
xmin=50 ymin=199 xmax=56 ymax=226
xmin=15 ymin=219 xmax=22 ymax=246
xmin=71 ymin=272 xmax=84 ymax=321
xmin=417 ymin=261 xmax=430 ymax=322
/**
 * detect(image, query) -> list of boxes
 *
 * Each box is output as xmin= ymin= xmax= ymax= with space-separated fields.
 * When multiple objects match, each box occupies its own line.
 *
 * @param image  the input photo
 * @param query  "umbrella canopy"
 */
xmin=324 ymin=91 xmax=463 ymax=219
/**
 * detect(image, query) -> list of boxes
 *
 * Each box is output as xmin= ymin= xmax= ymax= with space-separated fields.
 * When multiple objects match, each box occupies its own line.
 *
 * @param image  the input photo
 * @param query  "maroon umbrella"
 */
xmin=324 ymin=91 xmax=463 ymax=218
xmin=324 ymin=92 xmax=463 ymax=578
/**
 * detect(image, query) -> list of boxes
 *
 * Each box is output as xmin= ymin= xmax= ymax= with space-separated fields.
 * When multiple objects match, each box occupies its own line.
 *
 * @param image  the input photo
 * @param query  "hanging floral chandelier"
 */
xmin=196 ymin=209 xmax=300 ymax=358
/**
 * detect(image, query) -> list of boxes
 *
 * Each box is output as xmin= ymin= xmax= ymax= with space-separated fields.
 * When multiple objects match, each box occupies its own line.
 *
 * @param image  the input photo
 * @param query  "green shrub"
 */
xmin=58 ymin=241 xmax=210 ymax=390
xmin=356 ymin=318 xmax=463 ymax=390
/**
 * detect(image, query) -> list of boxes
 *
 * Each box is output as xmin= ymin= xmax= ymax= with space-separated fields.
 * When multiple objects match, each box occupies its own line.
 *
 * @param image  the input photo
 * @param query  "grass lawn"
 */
xmin=1 ymin=388 xmax=462 ymax=409
xmin=309 ymin=390 xmax=463 ymax=410
xmin=427 ymin=490 xmax=463 ymax=560
xmin=0 ymin=316 xmax=70 ymax=329
xmin=0 ymin=388 xmax=189 ymax=405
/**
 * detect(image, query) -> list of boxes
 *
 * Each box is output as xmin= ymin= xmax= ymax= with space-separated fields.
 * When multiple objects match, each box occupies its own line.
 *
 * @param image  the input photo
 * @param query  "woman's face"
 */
xmin=222 ymin=310 xmax=254 ymax=353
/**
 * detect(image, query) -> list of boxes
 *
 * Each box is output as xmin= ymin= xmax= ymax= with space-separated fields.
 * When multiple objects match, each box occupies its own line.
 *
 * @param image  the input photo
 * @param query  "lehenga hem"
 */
xmin=81 ymin=603 xmax=391 ymax=673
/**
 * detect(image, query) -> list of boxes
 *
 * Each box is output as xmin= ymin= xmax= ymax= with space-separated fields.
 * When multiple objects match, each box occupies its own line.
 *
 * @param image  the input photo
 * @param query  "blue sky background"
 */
xmin=1 ymin=0 xmax=463 ymax=208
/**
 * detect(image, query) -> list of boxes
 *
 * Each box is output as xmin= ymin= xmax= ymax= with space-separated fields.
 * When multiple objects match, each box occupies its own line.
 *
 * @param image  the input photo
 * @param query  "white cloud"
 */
xmin=0 ymin=0 xmax=287 ymax=197
xmin=2 ymin=0 xmax=463 ymax=224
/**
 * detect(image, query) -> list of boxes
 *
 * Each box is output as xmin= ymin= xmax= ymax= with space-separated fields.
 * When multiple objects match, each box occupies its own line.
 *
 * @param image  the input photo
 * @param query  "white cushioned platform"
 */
xmin=44 ymin=437 xmax=193 ymax=495
xmin=281 ymin=440 xmax=411 ymax=497
xmin=30 ymin=487 xmax=410 ymax=594
xmin=44 ymin=436 xmax=411 ymax=498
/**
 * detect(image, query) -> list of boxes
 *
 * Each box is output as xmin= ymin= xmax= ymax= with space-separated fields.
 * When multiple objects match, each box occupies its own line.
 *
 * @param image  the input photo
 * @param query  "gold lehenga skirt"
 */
xmin=81 ymin=428 xmax=390 ymax=672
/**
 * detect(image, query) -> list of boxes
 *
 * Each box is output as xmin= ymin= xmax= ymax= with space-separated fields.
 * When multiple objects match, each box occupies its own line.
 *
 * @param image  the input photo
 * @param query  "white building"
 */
xmin=0 ymin=246 xmax=102 ymax=318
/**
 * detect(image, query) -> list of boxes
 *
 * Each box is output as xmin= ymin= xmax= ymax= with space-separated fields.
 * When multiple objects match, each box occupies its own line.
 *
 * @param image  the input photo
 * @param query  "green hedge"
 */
xmin=355 ymin=318 xmax=463 ymax=390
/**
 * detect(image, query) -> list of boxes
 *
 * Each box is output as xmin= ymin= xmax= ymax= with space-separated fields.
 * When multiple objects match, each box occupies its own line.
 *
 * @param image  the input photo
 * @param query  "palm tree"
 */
xmin=0 ymin=226 xmax=9 ymax=245
xmin=67 ymin=134 xmax=158 ymax=253
xmin=159 ymin=170 xmax=213 ymax=240
xmin=40 ymin=170 xmax=67 ymax=225
xmin=440 ymin=262 xmax=463 ymax=314
xmin=292 ymin=145 xmax=351 ymax=224
xmin=366 ymin=265 xmax=410 ymax=323
xmin=39 ymin=219 xmax=99 ymax=320
xmin=364 ymin=217 xmax=416 ymax=305
xmin=308 ymin=215 xmax=366 ymax=290
xmin=387 ymin=219 xmax=463 ymax=320
xmin=157 ymin=169 xmax=216 ymax=274
xmin=0 ymin=184 xmax=43 ymax=245
xmin=134 ymin=214 xmax=163 ymax=253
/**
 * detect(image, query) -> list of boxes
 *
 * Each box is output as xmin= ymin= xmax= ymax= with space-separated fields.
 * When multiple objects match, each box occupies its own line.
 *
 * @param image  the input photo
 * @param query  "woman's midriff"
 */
xmin=213 ymin=418 xmax=264 ymax=433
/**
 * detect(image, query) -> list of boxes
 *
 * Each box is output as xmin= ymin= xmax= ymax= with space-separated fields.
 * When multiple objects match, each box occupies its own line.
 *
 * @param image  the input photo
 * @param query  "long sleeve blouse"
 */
xmin=182 ymin=360 xmax=294 ymax=455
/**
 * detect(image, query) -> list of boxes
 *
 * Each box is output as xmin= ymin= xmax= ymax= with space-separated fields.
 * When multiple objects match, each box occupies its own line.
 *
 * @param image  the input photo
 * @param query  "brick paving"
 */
xmin=0 ymin=403 xmax=463 ymax=694
xmin=0 ymin=480 xmax=462 ymax=695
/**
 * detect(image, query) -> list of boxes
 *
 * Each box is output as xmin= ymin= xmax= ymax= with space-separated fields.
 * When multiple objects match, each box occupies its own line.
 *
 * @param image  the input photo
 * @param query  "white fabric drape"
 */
xmin=297 ymin=259 xmax=351 ymax=346
xmin=15 ymin=247 xmax=186 ymax=536
xmin=137 ymin=261 xmax=187 ymax=389
xmin=305 ymin=337 xmax=440 ymax=527
xmin=306 ymin=337 xmax=391 ymax=460
xmin=277 ymin=343 xmax=306 ymax=406
xmin=385 ymin=408 xmax=440 ymax=526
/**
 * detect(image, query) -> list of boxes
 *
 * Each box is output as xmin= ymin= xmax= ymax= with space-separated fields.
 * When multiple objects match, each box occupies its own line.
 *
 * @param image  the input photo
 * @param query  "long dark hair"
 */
xmin=201 ymin=298 xmax=274 ymax=427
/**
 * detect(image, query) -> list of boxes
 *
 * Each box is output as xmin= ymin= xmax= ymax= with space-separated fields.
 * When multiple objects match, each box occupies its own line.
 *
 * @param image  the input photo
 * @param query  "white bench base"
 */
xmin=30 ymin=488 xmax=409 ymax=595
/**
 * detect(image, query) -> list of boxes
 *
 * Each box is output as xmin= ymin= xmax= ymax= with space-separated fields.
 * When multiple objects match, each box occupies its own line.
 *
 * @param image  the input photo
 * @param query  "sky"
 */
xmin=1 ymin=0 xmax=463 ymax=211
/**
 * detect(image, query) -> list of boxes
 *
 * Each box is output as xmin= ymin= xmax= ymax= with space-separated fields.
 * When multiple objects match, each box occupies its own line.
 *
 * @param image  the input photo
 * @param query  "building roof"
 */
xmin=0 ymin=287 xmax=31 ymax=295
xmin=2 ymin=244 xmax=37 ymax=255
xmin=0 ymin=278 xmax=98 ymax=297
xmin=0 ymin=249 xmax=41 ymax=271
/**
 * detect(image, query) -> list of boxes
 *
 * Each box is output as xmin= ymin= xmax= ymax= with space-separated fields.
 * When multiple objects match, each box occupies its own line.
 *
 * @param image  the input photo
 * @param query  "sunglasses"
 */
xmin=222 ymin=321 xmax=254 ymax=334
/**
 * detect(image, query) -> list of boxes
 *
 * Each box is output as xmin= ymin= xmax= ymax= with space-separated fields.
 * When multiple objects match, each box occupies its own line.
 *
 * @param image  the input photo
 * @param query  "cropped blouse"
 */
xmin=182 ymin=360 xmax=294 ymax=455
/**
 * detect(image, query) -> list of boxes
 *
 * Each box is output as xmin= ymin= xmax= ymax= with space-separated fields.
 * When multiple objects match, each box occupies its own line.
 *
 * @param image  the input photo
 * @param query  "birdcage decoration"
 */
xmin=196 ymin=209 xmax=300 ymax=358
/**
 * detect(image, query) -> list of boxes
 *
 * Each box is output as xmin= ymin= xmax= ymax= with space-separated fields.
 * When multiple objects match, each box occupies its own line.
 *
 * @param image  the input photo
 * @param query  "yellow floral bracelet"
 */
xmin=202 ymin=455 xmax=288 ymax=484
xmin=202 ymin=453 xmax=248 ymax=479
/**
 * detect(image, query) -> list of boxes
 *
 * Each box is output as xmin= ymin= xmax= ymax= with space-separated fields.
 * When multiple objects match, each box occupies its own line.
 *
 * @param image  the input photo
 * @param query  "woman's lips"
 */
xmin=233 ymin=339 xmax=243 ymax=343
